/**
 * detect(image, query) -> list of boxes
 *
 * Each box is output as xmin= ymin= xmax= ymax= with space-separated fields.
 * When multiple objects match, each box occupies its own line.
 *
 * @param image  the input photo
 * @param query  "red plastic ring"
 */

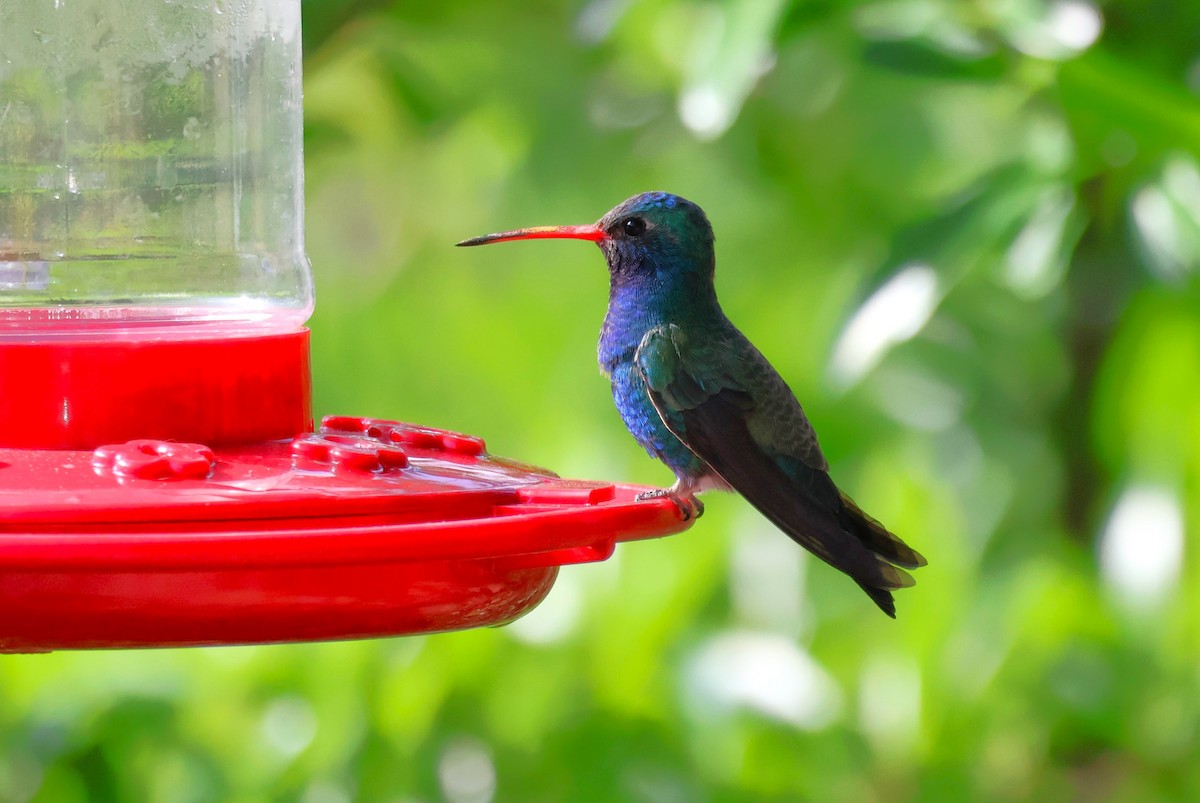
xmin=0 ymin=330 xmax=312 ymax=449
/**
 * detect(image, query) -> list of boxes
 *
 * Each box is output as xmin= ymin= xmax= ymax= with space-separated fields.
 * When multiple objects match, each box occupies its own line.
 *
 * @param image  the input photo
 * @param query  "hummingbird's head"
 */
xmin=595 ymin=192 xmax=714 ymax=283
xmin=457 ymin=191 xmax=715 ymax=285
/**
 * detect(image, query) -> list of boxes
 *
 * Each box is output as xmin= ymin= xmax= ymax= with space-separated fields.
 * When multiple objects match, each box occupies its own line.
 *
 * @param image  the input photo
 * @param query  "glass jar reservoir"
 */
xmin=0 ymin=0 xmax=313 ymax=338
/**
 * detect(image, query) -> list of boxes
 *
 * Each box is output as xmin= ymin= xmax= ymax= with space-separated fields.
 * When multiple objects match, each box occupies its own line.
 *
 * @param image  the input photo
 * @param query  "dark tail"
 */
xmin=838 ymin=491 xmax=926 ymax=569
xmin=838 ymin=490 xmax=926 ymax=618
xmin=662 ymin=387 xmax=925 ymax=617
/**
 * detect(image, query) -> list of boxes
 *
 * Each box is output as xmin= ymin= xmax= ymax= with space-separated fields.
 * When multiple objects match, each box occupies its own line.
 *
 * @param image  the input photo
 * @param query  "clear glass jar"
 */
xmin=0 ymin=0 xmax=313 ymax=338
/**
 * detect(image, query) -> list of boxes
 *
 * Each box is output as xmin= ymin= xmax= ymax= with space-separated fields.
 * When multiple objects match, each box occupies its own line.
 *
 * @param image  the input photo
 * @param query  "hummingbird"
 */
xmin=458 ymin=191 xmax=925 ymax=616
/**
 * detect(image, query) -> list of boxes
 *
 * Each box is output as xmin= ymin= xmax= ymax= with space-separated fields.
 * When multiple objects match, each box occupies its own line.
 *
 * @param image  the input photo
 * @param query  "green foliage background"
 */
xmin=6 ymin=0 xmax=1200 ymax=800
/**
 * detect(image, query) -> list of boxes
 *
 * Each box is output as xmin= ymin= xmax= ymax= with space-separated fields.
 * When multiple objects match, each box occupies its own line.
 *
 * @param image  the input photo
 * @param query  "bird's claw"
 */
xmin=636 ymin=488 xmax=704 ymax=521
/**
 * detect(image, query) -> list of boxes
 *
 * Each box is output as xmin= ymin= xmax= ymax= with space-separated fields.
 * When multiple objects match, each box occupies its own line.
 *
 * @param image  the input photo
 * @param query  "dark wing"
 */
xmin=635 ymin=325 xmax=923 ymax=617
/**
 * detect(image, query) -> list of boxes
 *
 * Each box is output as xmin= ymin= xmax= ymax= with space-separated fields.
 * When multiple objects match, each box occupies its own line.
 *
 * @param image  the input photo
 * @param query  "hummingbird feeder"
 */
xmin=0 ymin=0 xmax=689 ymax=652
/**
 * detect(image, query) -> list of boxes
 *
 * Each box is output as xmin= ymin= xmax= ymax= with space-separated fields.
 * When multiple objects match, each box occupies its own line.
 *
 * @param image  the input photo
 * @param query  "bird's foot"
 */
xmin=637 ymin=488 xmax=704 ymax=521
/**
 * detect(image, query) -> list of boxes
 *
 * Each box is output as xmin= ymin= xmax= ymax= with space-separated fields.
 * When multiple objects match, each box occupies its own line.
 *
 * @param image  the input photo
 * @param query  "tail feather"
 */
xmin=837 ymin=490 xmax=924 ymax=618
xmin=838 ymin=490 xmax=927 ymax=570
xmin=657 ymin=387 xmax=925 ymax=616
xmin=859 ymin=583 xmax=897 ymax=619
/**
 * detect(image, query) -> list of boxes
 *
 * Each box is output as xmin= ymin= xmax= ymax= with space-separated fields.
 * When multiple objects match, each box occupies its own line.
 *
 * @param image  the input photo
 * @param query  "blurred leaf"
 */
xmin=1059 ymin=49 xmax=1200 ymax=174
xmin=861 ymin=39 xmax=1008 ymax=80
xmin=676 ymin=0 xmax=788 ymax=140
xmin=301 ymin=0 xmax=391 ymax=57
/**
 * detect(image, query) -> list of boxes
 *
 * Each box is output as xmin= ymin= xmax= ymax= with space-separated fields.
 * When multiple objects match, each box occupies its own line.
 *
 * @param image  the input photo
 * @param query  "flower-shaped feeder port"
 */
xmin=0 ymin=415 xmax=691 ymax=653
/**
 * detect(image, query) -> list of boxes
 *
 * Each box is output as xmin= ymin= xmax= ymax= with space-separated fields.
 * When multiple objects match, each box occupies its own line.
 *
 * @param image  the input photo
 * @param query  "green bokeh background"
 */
xmin=6 ymin=0 xmax=1200 ymax=800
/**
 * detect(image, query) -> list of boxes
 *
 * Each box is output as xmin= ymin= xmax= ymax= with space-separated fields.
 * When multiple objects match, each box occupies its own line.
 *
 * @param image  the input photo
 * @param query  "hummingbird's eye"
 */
xmin=622 ymin=217 xmax=647 ymax=237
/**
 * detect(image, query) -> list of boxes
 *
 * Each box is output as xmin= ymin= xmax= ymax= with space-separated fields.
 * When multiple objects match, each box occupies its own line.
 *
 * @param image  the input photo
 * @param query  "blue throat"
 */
xmin=597 ymin=272 xmax=722 ymax=480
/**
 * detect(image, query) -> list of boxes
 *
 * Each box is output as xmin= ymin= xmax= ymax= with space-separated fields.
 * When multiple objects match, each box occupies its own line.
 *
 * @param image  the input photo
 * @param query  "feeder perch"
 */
xmin=0 ymin=0 xmax=690 ymax=652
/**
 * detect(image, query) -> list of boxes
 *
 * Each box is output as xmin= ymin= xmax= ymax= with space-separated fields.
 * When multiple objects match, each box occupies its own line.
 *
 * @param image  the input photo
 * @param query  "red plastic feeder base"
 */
xmin=0 ymin=415 xmax=690 ymax=652
xmin=0 ymin=331 xmax=691 ymax=651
